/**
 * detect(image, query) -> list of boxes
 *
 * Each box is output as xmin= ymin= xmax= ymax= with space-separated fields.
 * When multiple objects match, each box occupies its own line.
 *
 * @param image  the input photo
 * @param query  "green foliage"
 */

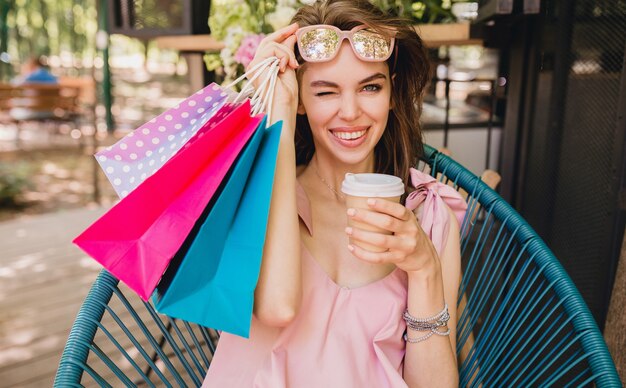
xmin=0 ymin=0 xmax=98 ymax=81
xmin=371 ymin=0 xmax=458 ymax=24
xmin=131 ymin=0 xmax=184 ymax=30
xmin=209 ymin=1 xmax=261 ymax=41
xmin=0 ymin=162 xmax=33 ymax=207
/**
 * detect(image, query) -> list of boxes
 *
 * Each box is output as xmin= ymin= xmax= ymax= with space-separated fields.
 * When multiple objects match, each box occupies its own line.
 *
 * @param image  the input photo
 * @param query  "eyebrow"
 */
xmin=310 ymin=72 xmax=387 ymax=88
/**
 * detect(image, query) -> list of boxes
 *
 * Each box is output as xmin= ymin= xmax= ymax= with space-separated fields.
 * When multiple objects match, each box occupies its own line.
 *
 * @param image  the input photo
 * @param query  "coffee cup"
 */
xmin=341 ymin=173 xmax=405 ymax=252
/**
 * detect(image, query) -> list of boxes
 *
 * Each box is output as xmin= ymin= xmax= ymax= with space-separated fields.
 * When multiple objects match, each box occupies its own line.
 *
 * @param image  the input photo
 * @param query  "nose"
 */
xmin=337 ymin=93 xmax=361 ymax=122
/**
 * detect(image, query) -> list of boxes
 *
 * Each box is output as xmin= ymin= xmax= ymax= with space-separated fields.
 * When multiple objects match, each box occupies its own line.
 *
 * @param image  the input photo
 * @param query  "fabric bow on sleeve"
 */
xmin=405 ymin=168 xmax=467 ymax=255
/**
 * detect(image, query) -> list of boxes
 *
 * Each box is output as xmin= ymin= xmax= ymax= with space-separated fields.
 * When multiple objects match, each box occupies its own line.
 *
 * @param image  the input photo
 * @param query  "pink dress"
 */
xmin=202 ymin=168 xmax=467 ymax=388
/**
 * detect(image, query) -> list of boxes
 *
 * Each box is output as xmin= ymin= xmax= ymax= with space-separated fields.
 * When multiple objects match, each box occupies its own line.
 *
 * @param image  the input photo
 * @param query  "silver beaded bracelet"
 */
xmin=403 ymin=326 xmax=451 ymax=343
xmin=404 ymin=304 xmax=449 ymax=323
xmin=403 ymin=304 xmax=451 ymax=343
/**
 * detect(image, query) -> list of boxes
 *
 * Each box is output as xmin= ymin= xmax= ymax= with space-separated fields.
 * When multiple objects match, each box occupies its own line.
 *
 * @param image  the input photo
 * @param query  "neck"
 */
xmin=309 ymin=152 xmax=376 ymax=199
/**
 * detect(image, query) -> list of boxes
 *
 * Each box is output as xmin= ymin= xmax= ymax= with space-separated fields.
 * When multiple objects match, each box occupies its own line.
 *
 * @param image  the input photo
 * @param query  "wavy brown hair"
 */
xmin=291 ymin=0 xmax=431 ymax=188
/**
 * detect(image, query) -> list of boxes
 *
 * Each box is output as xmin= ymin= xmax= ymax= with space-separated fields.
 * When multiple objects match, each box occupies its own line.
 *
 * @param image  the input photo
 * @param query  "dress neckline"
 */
xmin=300 ymin=242 xmax=401 ymax=292
xmin=296 ymin=177 xmax=402 ymax=292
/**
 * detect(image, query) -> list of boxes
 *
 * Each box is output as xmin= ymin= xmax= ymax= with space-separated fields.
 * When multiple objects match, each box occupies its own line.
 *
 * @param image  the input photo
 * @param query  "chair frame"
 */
xmin=54 ymin=145 xmax=621 ymax=387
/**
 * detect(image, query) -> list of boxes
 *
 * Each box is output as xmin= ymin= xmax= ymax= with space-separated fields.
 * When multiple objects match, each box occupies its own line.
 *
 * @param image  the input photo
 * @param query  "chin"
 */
xmin=330 ymin=147 xmax=377 ymax=168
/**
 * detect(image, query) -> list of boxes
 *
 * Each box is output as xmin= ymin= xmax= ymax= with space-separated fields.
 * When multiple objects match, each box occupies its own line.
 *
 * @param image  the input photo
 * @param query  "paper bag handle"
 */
xmin=225 ymin=57 xmax=280 ymax=124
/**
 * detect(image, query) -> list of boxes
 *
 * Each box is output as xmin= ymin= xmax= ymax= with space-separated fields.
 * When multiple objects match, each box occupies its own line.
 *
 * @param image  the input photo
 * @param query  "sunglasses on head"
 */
xmin=295 ymin=24 xmax=396 ymax=63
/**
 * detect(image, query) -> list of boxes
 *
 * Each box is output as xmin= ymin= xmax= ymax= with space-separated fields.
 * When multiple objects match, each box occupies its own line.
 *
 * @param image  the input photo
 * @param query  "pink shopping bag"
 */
xmin=96 ymin=83 xmax=233 ymax=198
xmin=74 ymin=101 xmax=262 ymax=300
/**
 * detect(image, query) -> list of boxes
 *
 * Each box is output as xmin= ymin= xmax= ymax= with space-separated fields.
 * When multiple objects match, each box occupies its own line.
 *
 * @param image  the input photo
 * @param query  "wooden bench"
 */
xmin=0 ymin=82 xmax=84 ymax=147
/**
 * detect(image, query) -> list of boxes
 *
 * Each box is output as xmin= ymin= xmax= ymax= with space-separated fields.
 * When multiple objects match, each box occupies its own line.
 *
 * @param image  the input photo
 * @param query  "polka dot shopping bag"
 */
xmin=96 ymin=83 xmax=233 ymax=198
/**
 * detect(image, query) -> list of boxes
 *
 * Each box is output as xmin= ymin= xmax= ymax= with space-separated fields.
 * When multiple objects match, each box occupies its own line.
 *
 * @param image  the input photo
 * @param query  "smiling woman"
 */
xmin=202 ymin=0 xmax=465 ymax=387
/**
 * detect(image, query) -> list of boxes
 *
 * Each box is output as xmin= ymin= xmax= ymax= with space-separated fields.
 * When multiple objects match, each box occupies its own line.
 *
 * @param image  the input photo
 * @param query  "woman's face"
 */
xmin=297 ymin=41 xmax=392 ymax=167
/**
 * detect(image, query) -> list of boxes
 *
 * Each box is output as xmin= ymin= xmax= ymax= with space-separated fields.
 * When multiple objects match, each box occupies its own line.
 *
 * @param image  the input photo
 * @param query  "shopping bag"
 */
xmin=96 ymin=83 xmax=232 ymax=198
xmin=154 ymin=120 xmax=282 ymax=337
xmin=74 ymin=101 xmax=263 ymax=300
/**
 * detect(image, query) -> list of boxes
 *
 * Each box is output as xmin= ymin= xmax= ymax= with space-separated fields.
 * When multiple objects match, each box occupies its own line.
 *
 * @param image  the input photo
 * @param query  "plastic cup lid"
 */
xmin=341 ymin=173 xmax=405 ymax=197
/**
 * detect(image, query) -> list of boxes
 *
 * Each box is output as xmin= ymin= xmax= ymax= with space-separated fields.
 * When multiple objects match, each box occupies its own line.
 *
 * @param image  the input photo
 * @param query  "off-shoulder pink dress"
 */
xmin=202 ymin=168 xmax=466 ymax=388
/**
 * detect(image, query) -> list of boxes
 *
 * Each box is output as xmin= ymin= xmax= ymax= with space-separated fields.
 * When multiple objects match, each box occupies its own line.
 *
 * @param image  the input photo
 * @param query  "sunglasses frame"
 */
xmin=295 ymin=24 xmax=396 ymax=63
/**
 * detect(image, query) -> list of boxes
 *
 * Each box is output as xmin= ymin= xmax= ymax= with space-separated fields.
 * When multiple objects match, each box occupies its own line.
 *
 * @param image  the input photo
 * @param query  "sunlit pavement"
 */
xmin=0 ymin=206 xmax=107 ymax=386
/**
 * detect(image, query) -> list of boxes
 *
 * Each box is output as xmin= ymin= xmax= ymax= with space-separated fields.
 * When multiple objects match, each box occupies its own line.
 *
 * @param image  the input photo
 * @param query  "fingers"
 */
xmin=269 ymin=38 xmax=298 ymax=73
xmin=282 ymin=35 xmax=299 ymax=69
xmin=366 ymin=198 xmax=411 ymax=221
xmin=248 ymin=27 xmax=299 ymax=74
xmin=345 ymin=226 xmax=414 ymax=253
xmin=347 ymin=207 xmax=415 ymax=234
xmin=347 ymin=242 xmax=399 ymax=264
xmin=263 ymin=22 xmax=299 ymax=44
xmin=246 ymin=44 xmax=297 ymax=78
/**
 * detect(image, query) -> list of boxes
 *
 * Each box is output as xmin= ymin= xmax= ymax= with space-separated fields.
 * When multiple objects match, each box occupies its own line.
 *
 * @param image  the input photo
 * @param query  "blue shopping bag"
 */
xmin=154 ymin=119 xmax=282 ymax=338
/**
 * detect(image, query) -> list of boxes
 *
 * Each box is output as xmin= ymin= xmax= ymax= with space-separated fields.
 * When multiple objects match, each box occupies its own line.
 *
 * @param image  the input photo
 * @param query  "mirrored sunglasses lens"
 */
xmin=300 ymin=28 xmax=340 ymax=61
xmin=352 ymin=30 xmax=391 ymax=60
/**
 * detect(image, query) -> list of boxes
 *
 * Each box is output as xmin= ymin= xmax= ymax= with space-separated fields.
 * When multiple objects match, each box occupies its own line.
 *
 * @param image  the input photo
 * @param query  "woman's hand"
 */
xmin=246 ymin=23 xmax=300 ymax=113
xmin=345 ymin=199 xmax=440 ymax=274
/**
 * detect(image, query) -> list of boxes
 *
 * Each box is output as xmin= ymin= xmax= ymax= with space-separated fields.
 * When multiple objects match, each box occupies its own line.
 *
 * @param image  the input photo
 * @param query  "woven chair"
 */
xmin=54 ymin=145 xmax=621 ymax=387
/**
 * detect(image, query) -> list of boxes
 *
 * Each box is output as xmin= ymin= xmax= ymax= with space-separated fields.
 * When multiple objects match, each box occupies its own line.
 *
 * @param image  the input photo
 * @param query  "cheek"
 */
xmin=301 ymin=99 xmax=336 ymax=128
xmin=372 ymin=94 xmax=392 ymax=122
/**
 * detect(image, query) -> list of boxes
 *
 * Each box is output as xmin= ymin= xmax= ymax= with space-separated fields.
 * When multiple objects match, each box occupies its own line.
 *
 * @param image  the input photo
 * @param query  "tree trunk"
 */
xmin=39 ymin=0 xmax=50 ymax=56
xmin=0 ymin=0 xmax=12 ymax=81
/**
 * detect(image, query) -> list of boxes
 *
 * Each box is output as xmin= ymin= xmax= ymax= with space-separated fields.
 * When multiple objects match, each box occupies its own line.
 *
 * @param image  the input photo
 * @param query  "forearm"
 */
xmin=403 ymin=265 xmax=458 ymax=387
xmin=253 ymin=113 xmax=302 ymax=326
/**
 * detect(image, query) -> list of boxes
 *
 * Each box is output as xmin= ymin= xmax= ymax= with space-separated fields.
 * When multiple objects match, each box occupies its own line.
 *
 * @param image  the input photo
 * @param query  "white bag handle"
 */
xmin=225 ymin=57 xmax=280 ymax=124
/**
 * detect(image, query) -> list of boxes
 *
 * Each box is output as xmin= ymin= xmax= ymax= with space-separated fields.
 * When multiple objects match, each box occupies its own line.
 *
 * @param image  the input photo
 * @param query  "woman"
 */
xmin=203 ymin=0 xmax=466 ymax=386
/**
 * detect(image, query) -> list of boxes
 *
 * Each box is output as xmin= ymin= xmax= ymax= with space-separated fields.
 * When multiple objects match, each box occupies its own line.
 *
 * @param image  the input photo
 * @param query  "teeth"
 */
xmin=332 ymin=130 xmax=366 ymax=140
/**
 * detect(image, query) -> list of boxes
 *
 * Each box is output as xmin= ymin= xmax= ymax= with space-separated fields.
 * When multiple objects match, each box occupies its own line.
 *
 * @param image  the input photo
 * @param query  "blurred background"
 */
xmin=0 ymin=0 xmax=624 ymax=386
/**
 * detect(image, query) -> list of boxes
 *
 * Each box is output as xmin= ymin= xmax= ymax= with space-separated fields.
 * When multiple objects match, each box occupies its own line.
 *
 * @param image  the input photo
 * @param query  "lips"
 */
xmin=329 ymin=126 xmax=369 ymax=148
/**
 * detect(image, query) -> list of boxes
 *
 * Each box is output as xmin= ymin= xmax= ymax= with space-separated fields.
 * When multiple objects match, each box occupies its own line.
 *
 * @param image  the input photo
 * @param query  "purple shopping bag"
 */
xmin=96 ymin=83 xmax=233 ymax=198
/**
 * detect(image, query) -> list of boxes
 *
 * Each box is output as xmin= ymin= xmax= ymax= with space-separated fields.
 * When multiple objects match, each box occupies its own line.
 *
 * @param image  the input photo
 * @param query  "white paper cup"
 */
xmin=341 ymin=173 xmax=404 ymax=252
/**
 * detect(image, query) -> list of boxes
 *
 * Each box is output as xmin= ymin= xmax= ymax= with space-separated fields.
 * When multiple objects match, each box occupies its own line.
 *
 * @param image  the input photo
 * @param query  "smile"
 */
xmin=330 ymin=129 xmax=367 ymax=141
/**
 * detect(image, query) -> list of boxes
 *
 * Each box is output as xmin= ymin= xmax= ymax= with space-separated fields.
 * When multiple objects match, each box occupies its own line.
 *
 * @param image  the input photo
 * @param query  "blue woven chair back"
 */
xmin=54 ymin=145 xmax=621 ymax=387
xmin=421 ymin=146 xmax=620 ymax=387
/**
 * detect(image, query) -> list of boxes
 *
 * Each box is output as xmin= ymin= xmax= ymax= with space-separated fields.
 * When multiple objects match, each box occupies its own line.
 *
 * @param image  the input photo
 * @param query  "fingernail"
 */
xmin=347 ymin=208 xmax=356 ymax=216
xmin=345 ymin=227 xmax=353 ymax=235
xmin=367 ymin=198 xmax=376 ymax=206
xmin=347 ymin=244 xmax=355 ymax=252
